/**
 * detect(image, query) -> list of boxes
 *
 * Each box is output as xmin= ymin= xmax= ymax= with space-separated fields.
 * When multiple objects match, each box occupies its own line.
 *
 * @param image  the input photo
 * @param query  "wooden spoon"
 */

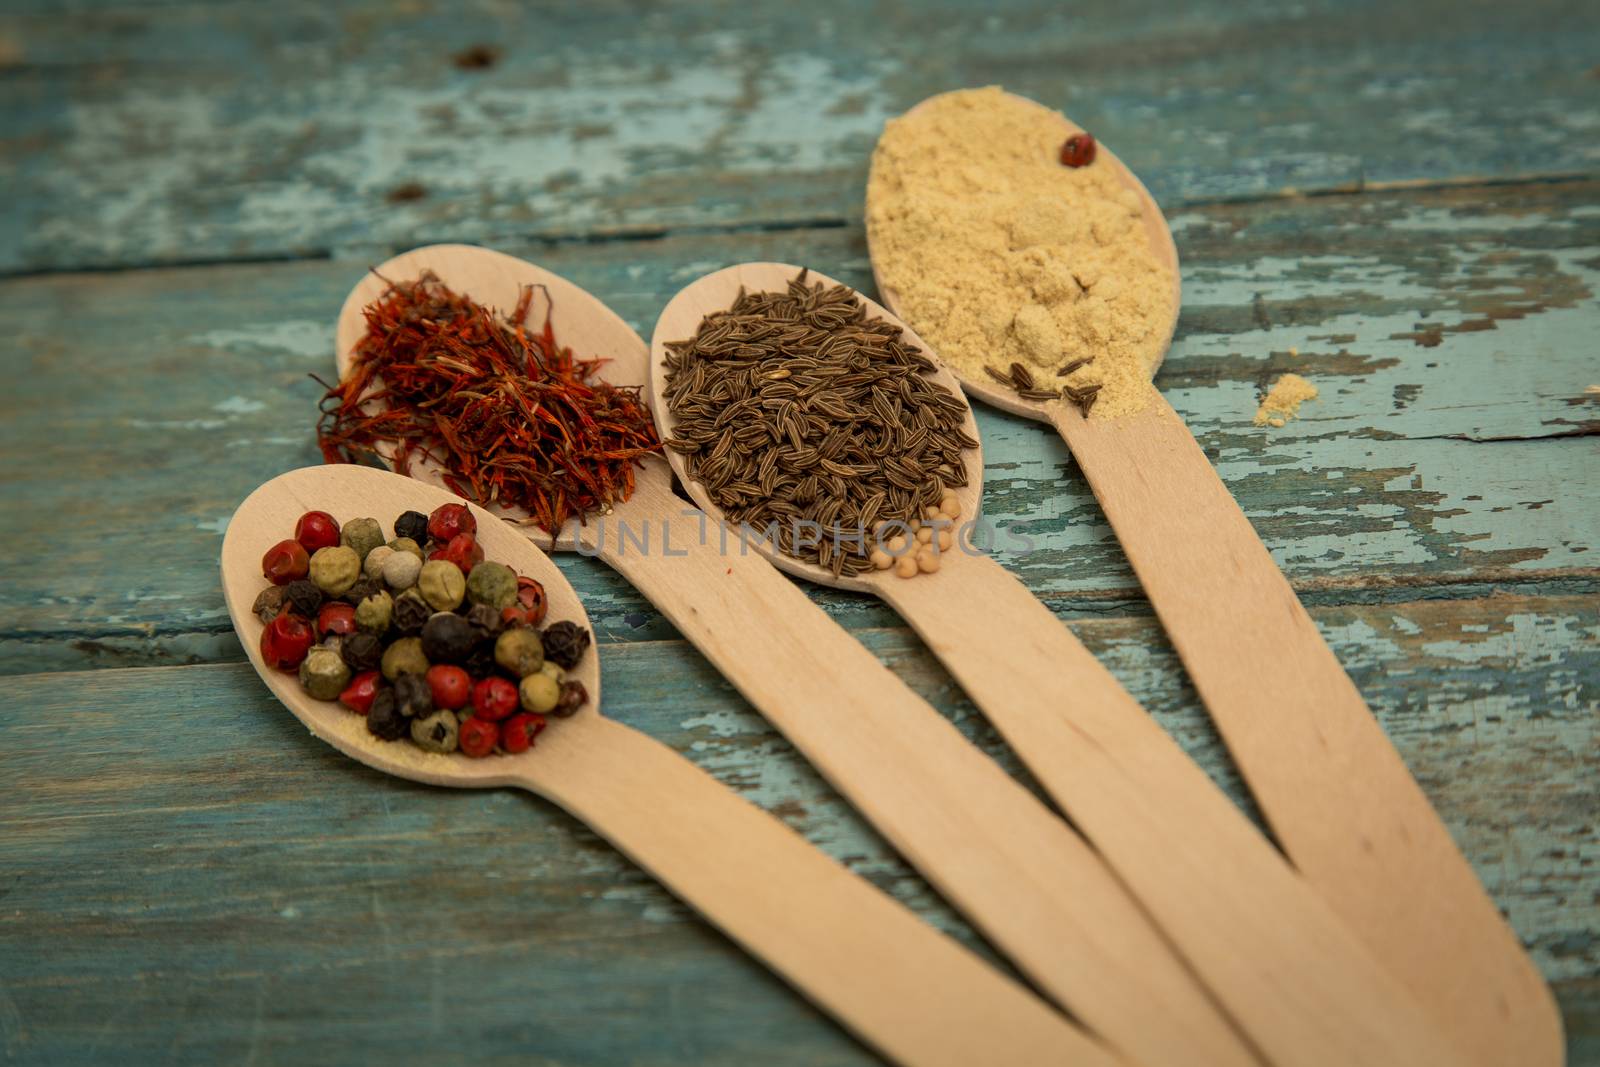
xmin=866 ymin=90 xmax=1562 ymax=1067
xmin=334 ymin=245 xmax=1254 ymax=1067
xmin=220 ymin=463 xmax=1108 ymax=1067
xmin=652 ymin=263 xmax=1475 ymax=1067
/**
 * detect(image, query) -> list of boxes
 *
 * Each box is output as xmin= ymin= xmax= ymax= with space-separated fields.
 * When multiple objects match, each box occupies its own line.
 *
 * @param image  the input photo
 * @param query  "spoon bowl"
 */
xmin=219 ymin=461 xmax=1103 ymax=1067
xmin=648 ymin=262 xmax=983 ymax=593
xmin=867 ymin=89 xmax=1181 ymax=425
xmin=334 ymin=243 xmax=670 ymax=553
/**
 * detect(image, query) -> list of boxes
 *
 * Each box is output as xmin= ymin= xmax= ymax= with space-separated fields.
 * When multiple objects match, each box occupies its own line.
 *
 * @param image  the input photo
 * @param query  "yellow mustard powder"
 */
xmin=867 ymin=87 xmax=1177 ymax=418
xmin=1254 ymin=373 xmax=1319 ymax=427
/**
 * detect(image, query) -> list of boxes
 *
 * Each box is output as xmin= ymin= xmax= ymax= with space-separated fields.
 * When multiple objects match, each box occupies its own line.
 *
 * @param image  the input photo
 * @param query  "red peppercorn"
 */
xmin=260 ymin=613 xmax=315 ymax=671
xmin=459 ymin=716 xmax=499 ymax=758
xmin=1059 ymin=132 xmax=1096 ymax=168
xmin=500 ymin=712 xmax=547 ymax=754
xmin=471 ymin=676 xmax=519 ymax=722
xmin=316 ymin=601 xmax=358 ymax=640
xmin=429 ymin=532 xmax=483 ymax=575
xmin=428 ymin=502 xmax=476 ymax=544
xmin=262 ymin=539 xmax=310 ymax=586
xmin=426 ymin=665 xmax=472 ymax=710
xmin=502 ymin=575 xmax=549 ymax=628
xmin=294 ymin=510 xmax=341 ymax=554
xmin=339 ymin=670 xmax=382 ymax=714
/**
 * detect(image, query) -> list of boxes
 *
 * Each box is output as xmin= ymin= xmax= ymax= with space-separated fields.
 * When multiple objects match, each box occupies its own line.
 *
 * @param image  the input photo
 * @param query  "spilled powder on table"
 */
xmin=1254 ymin=374 xmax=1318 ymax=427
xmin=867 ymin=87 xmax=1176 ymax=419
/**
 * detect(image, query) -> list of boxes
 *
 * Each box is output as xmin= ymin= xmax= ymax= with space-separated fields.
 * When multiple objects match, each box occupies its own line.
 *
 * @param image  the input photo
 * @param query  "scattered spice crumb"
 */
xmin=1585 ymin=384 xmax=1600 ymax=395
xmin=386 ymin=181 xmax=428 ymax=204
xmin=1287 ymin=346 xmax=1299 ymax=358
xmin=1254 ymin=373 xmax=1318 ymax=427
xmin=453 ymin=44 xmax=500 ymax=70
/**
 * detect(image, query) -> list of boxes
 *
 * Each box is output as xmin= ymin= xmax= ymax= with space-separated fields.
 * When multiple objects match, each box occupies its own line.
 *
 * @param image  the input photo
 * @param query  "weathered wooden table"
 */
xmin=3 ymin=2 xmax=1596 ymax=1063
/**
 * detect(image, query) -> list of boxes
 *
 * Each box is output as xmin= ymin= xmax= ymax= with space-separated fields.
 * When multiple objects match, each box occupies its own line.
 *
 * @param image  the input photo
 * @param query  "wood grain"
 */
xmin=3 ymin=0 xmax=1598 ymax=272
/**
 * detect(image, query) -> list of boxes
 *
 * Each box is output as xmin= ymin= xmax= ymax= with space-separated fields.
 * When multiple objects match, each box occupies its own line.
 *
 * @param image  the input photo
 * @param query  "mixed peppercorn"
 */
xmin=254 ymin=503 xmax=591 ymax=756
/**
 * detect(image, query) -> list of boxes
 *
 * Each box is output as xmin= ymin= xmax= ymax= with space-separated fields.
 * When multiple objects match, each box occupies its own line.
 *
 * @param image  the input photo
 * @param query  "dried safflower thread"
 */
xmin=381 ymin=636 xmax=430 ymax=681
xmin=418 ymin=559 xmax=466 ymax=611
xmin=309 ymin=545 xmax=361 ymax=597
xmin=495 ymin=628 xmax=544 ymax=678
xmin=366 ymin=689 xmax=406 ymax=741
xmin=411 ymin=710 xmax=460 ymax=754
xmin=519 ymin=672 xmax=560 ymax=715
xmin=553 ymin=680 xmax=588 ymax=718
xmin=295 ymin=511 xmax=341 ymax=554
xmin=540 ymin=621 xmax=590 ymax=669
xmin=261 ymin=613 xmax=315 ymax=671
xmin=340 ymin=517 xmax=384 ymax=561
xmin=392 ymin=590 xmax=431 ymax=635
xmin=299 ymin=646 xmax=352 ymax=701
xmin=392 ymin=673 xmax=434 ymax=719
xmin=362 ymin=544 xmax=395 ymax=581
xmin=340 ymin=631 xmax=383 ymax=673
xmin=394 ymin=510 xmax=429 ymax=544
xmin=421 ymin=612 xmax=475 ymax=664
xmin=355 ymin=589 xmax=394 ymax=635
xmin=262 ymin=539 xmax=310 ymax=585
xmin=465 ymin=561 xmax=517 ymax=610
xmin=339 ymin=671 xmax=382 ymax=714
xmin=426 ymin=665 xmax=471 ymax=711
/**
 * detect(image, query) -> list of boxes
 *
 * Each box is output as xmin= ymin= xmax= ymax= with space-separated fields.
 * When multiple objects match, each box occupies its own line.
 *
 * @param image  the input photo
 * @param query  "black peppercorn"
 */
xmin=284 ymin=579 xmax=324 ymax=618
xmin=394 ymin=510 xmax=429 ymax=544
xmin=553 ymin=679 xmax=588 ymax=718
xmin=367 ymin=689 xmax=406 ymax=741
xmin=462 ymin=643 xmax=498 ymax=681
xmin=393 ymin=673 xmax=434 ymax=718
xmin=464 ymin=602 xmax=504 ymax=640
xmin=341 ymin=577 xmax=381 ymax=607
xmin=393 ymin=591 xmax=431 ymax=636
xmin=421 ymin=612 xmax=475 ymax=665
xmin=252 ymin=585 xmax=287 ymax=624
xmin=341 ymin=631 xmax=384 ymax=673
xmin=541 ymin=621 xmax=591 ymax=669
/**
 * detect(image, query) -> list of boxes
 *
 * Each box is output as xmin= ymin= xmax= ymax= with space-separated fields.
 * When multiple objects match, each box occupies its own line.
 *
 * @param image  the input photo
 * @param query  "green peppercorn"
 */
xmin=252 ymin=585 xmax=286 ymax=624
xmin=418 ymin=560 xmax=466 ymax=611
xmin=553 ymin=679 xmax=588 ymax=718
xmin=388 ymin=536 xmax=425 ymax=560
xmin=393 ymin=673 xmax=434 ymax=718
xmin=363 ymin=544 xmax=395 ymax=581
xmin=540 ymin=620 xmax=591 ymax=669
xmin=495 ymin=628 xmax=544 ymax=678
xmin=284 ymin=579 xmax=323 ymax=618
xmin=538 ymin=661 xmax=566 ymax=685
xmin=465 ymin=561 xmax=517 ymax=610
xmin=519 ymin=672 xmax=560 ymax=714
xmin=383 ymin=550 xmax=423 ymax=590
xmin=410 ymin=709 xmax=459 ymax=753
xmin=299 ymin=646 xmax=351 ymax=701
xmin=355 ymin=589 xmax=394 ymax=635
xmin=422 ymin=612 xmax=475 ymax=664
xmin=393 ymin=590 xmax=431 ymax=636
xmin=340 ymin=517 xmax=385 ymax=562
xmin=381 ymin=636 xmax=430 ymax=681
xmin=309 ymin=545 xmax=361 ymax=597
xmin=367 ymin=689 xmax=405 ymax=741
xmin=341 ymin=631 xmax=383 ymax=673
xmin=394 ymin=510 xmax=429 ymax=544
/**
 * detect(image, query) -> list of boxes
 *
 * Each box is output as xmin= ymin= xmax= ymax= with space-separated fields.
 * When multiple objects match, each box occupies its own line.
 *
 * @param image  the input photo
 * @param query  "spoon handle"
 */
xmin=876 ymin=553 xmax=1466 ymax=1066
xmin=1050 ymin=393 xmax=1561 ymax=1067
xmin=522 ymin=717 xmax=1106 ymax=1067
xmin=591 ymin=485 xmax=1257 ymax=1067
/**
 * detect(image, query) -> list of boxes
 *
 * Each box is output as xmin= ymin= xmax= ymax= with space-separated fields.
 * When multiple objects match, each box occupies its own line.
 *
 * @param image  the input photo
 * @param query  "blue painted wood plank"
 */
xmin=0 ymin=0 xmax=1597 ymax=271
xmin=0 ymin=180 xmax=1594 ymax=673
xmin=1 ymin=589 xmax=1595 ymax=1064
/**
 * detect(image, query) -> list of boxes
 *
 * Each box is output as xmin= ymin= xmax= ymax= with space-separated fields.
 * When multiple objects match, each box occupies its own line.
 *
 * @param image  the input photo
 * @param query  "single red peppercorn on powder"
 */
xmin=1059 ymin=131 xmax=1096 ymax=168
